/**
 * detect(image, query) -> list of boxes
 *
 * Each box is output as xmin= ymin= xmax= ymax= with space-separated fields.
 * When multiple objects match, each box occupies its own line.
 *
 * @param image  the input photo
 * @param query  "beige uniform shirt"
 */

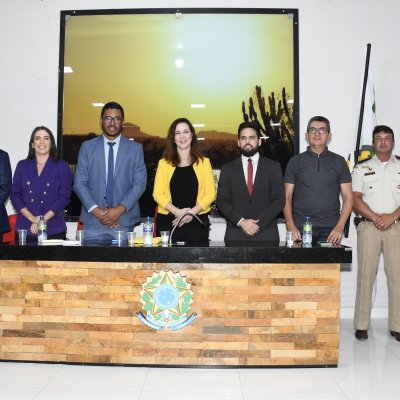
xmin=352 ymin=154 xmax=400 ymax=213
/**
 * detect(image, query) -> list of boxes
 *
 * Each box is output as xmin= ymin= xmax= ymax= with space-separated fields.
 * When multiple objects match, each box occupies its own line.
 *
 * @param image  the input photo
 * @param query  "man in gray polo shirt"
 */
xmin=283 ymin=116 xmax=353 ymax=243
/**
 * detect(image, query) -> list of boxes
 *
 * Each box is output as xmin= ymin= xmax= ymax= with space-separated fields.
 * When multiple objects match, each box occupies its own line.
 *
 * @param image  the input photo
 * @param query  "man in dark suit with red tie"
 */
xmin=217 ymin=121 xmax=285 ymax=241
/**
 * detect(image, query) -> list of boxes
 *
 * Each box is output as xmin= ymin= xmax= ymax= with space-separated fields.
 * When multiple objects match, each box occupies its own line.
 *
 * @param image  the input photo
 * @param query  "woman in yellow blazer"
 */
xmin=153 ymin=117 xmax=216 ymax=242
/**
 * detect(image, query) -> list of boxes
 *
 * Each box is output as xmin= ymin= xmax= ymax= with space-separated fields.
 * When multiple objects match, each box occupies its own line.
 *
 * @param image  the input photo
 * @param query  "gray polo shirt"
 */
xmin=284 ymin=147 xmax=351 ymax=227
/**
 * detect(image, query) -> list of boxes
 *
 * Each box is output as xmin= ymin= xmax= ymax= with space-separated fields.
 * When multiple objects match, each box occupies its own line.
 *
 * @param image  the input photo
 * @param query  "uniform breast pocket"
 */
xmin=392 ymin=175 xmax=400 ymax=195
xmin=364 ymin=174 xmax=378 ymax=193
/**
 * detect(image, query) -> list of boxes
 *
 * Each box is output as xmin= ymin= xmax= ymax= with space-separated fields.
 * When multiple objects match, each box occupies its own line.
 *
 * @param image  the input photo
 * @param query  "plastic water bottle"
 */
xmin=303 ymin=216 xmax=312 ymax=245
xmin=37 ymin=215 xmax=47 ymax=244
xmin=143 ymin=217 xmax=153 ymax=247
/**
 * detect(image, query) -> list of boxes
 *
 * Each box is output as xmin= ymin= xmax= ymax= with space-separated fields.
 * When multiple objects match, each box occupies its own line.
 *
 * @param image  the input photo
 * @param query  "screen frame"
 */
xmin=57 ymin=7 xmax=299 ymax=155
xmin=57 ymin=7 xmax=299 ymax=218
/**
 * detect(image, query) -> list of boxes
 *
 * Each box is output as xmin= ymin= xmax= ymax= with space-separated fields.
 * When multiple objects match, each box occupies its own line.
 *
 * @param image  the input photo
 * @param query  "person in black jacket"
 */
xmin=217 ymin=121 xmax=285 ymax=241
xmin=0 ymin=149 xmax=12 ymax=242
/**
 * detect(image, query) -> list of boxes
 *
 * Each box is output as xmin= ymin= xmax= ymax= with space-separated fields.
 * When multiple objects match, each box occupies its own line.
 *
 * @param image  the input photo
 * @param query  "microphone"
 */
xmin=168 ymin=211 xmax=210 ymax=245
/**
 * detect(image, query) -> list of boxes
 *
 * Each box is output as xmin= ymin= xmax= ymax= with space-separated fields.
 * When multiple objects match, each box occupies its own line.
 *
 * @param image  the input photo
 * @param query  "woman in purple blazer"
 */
xmin=11 ymin=126 xmax=73 ymax=242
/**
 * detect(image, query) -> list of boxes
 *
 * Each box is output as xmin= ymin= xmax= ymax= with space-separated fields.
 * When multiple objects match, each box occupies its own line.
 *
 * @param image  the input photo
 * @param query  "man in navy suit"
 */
xmin=74 ymin=102 xmax=147 ymax=242
xmin=0 ymin=149 xmax=12 ymax=242
xmin=217 ymin=121 xmax=285 ymax=241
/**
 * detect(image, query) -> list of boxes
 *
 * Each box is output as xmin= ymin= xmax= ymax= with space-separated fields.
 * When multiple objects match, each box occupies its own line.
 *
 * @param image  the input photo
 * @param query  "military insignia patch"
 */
xmin=137 ymin=270 xmax=196 ymax=331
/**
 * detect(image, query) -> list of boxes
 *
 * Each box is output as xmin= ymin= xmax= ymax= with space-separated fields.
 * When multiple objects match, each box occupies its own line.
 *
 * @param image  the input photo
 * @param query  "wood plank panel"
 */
xmin=0 ymin=260 xmax=340 ymax=366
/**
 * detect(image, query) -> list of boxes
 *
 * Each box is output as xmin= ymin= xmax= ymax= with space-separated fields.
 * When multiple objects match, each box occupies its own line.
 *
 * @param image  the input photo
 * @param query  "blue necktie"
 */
xmin=106 ymin=142 xmax=115 ymax=207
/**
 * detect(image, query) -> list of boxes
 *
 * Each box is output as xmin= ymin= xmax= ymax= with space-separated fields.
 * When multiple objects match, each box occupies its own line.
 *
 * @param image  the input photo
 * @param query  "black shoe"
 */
xmin=355 ymin=329 xmax=368 ymax=340
xmin=390 ymin=330 xmax=400 ymax=342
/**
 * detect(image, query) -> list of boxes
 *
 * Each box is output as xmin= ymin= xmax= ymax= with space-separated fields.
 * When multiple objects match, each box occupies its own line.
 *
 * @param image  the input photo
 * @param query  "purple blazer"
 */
xmin=11 ymin=158 xmax=73 ymax=236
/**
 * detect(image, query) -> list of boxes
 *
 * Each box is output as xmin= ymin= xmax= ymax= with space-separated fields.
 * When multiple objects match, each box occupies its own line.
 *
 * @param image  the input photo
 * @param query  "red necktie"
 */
xmin=247 ymin=158 xmax=253 ymax=195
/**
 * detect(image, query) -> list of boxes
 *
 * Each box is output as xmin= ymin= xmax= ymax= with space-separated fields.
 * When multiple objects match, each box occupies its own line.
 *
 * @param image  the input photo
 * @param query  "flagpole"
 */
xmin=354 ymin=43 xmax=372 ymax=166
xmin=352 ymin=44 xmax=379 ymax=305
xmin=344 ymin=43 xmax=372 ymax=238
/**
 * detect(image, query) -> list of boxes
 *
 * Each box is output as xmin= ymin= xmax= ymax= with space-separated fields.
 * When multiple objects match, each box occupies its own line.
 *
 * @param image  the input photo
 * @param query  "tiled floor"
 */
xmin=0 ymin=319 xmax=399 ymax=400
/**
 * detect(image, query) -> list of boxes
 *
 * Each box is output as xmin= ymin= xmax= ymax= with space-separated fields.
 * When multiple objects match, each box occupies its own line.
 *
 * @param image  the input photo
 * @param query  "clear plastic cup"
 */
xmin=286 ymin=231 xmax=295 ymax=246
xmin=115 ymin=230 xmax=126 ymax=246
xmin=76 ymin=230 xmax=84 ymax=245
xmin=18 ymin=229 xmax=27 ymax=245
xmin=127 ymin=231 xmax=136 ymax=246
xmin=160 ymin=230 xmax=170 ymax=246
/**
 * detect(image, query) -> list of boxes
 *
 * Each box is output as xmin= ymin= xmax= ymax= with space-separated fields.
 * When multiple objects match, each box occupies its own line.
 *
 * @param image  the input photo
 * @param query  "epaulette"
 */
xmin=357 ymin=156 xmax=372 ymax=164
xmin=353 ymin=156 xmax=372 ymax=170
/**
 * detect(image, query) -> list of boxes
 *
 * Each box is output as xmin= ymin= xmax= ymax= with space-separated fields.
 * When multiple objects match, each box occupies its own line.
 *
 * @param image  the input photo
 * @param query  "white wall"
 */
xmin=2 ymin=0 xmax=399 ymax=320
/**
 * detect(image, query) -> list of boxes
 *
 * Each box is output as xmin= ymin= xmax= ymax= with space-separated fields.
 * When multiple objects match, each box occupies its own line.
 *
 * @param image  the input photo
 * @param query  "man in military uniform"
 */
xmin=352 ymin=125 xmax=400 ymax=341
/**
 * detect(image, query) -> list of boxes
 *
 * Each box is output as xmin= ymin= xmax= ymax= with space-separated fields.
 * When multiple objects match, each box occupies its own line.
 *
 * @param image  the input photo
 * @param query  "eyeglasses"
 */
xmin=102 ymin=116 xmax=123 ymax=124
xmin=307 ymin=127 xmax=329 ymax=135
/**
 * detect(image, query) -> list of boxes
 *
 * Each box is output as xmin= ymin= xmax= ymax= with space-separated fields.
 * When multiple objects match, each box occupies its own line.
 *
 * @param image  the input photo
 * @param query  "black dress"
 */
xmin=155 ymin=165 xmax=209 ymax=242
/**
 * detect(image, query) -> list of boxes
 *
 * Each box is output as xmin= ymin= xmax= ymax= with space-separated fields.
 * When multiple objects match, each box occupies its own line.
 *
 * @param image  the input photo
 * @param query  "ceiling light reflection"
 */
xmin=175 ymin=59 xmax=184 ymax=68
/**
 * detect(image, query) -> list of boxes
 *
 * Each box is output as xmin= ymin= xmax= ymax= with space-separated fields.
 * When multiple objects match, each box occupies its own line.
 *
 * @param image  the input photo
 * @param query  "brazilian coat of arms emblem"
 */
xmin=137 ymin=270 xmax=196 ymax=331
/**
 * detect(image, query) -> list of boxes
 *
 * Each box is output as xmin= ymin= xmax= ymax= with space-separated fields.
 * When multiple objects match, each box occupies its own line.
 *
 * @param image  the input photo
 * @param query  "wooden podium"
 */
xmin=0 ymin=241 xmax=351 ymax=367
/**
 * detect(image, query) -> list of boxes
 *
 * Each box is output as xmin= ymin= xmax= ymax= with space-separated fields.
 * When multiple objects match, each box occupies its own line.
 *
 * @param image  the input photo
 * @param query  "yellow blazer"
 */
xmin=153 ymin=157 xmax=216 ymax=215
